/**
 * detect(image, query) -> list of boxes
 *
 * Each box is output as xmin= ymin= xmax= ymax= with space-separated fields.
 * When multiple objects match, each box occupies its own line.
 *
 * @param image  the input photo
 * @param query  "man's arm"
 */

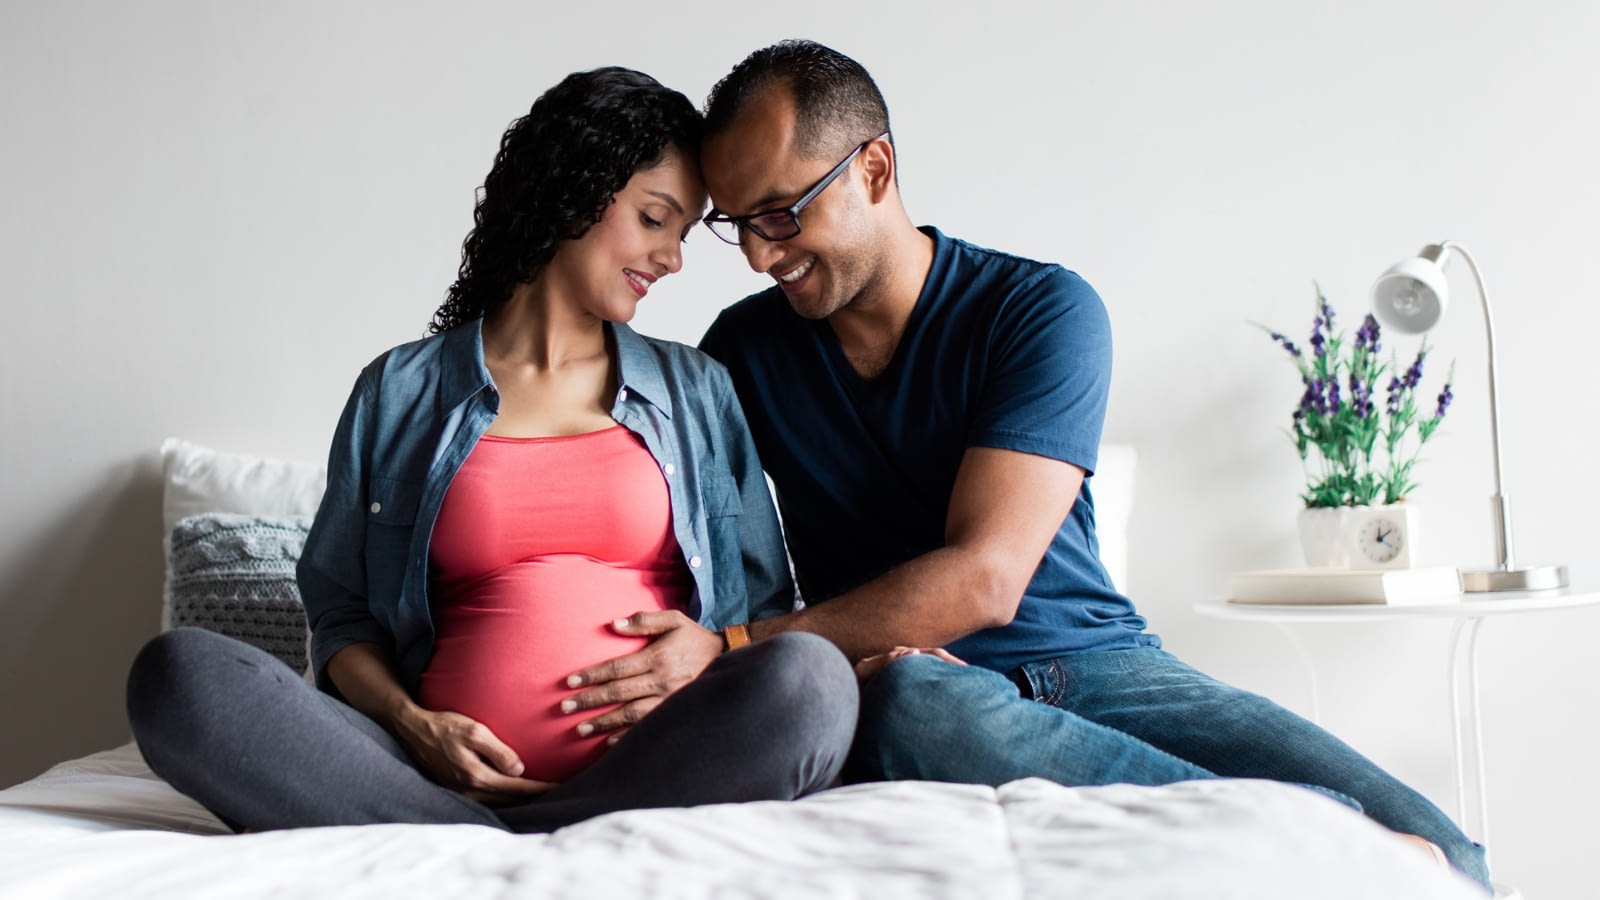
xmin=564 ymin=444 xmax=1083 ymax=725
xmin=748 ymin=445 xmax=1084 ymax=660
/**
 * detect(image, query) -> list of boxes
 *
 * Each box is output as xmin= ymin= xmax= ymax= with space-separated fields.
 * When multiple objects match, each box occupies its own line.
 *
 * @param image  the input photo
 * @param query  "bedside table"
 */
xmin=1196 ymin=585 xmax=1599 ymax=876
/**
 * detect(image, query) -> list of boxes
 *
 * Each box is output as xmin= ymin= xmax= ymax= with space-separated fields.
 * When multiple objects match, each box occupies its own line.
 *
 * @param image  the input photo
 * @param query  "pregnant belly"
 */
xmin=418 ymin=556 xmax=687 ymax=783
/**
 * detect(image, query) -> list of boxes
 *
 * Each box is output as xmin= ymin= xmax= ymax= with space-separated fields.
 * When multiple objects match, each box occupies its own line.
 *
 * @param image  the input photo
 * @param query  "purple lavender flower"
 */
xmin=1303 ymin=378 xmax=1328 ymax=415
xmin=1401 ymin=349 xmax=1427 ymax=389
xmin=1355 ymin=314 xmax=1381 ymax=355
xmin=1308 ymin=289 xmax=1334 ymax=359
xmin=1268 ymin=330 xmax=1302 ymax=358
xmin=1348 ymin=373 xmax=1372 ymax=418
xmin=1261 ymin=288 xmax=1451 ymax=507
xmin=1434 ymin=383 xmax=1453 ymax=419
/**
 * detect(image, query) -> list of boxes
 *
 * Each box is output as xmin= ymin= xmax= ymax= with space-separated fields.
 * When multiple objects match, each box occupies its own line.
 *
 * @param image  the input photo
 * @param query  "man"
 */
xmin=687 ymin=39 xmax=1488 ymax=891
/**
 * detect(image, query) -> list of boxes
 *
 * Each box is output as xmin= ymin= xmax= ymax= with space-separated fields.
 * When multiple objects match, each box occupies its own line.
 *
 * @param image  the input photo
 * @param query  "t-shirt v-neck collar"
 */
xmin=811 ymin=227 xmax=948 ymax=393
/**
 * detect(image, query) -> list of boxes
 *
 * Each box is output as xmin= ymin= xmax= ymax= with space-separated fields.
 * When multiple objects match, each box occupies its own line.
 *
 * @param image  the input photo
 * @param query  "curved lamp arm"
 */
xmin=1431 ymin=242 xmax=1511 ymax=569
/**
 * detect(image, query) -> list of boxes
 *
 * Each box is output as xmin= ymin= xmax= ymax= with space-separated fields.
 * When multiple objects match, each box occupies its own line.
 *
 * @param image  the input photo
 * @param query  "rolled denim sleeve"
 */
xmin=713 ymin=366 xmax=795 ymax=621
xmin=297 ymin=368 xmax=392 ymax=693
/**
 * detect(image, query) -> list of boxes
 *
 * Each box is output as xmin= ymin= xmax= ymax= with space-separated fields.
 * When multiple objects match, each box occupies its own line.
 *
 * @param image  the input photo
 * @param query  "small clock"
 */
xmin=1345 ymin=505 xmax=1417 ymax=570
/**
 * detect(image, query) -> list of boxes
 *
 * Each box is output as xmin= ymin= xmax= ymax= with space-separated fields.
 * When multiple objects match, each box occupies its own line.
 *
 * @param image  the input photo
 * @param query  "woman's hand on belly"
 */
xmin=561 ymin=610 xmax=725 ymax=740
xmin=392 ymin=706 xmax=560 ymax=805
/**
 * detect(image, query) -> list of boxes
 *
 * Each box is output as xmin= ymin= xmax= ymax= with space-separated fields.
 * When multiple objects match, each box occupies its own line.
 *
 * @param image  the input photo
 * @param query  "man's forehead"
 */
xmin=703 ymin=94 xmax=810 ymax=212
xmin=716 ymin=85 xmax=800 ymax=151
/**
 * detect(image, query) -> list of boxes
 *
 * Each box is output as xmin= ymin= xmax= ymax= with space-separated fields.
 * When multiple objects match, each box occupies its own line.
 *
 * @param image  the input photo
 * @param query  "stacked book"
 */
xmin=1226 ymin=566 xmax=1463 ymax=605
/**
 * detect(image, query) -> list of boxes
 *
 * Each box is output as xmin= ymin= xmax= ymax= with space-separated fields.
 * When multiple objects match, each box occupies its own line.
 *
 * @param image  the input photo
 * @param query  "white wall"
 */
xmin=3 ymin=1 xmax=1596 ymax=895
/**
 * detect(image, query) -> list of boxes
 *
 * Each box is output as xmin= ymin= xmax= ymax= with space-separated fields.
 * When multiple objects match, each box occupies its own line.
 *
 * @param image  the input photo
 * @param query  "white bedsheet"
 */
xmin=0 ymin=744 xmax=1481 ymax=899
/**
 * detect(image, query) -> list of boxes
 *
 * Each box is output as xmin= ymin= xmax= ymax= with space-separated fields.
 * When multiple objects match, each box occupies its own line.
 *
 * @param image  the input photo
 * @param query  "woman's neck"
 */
xmin=481 ymin=280 xmax=609 ymax=372
xmin=478 ymin=279 xmax=619 ymax=438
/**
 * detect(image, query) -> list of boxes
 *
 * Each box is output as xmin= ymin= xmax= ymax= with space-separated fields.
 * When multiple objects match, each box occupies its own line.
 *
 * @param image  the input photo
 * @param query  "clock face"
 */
xmin=1356 ymin=516 xmax=1404 ymax=563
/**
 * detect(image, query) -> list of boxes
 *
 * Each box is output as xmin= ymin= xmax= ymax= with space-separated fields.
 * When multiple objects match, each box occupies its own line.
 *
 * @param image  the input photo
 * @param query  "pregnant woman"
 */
xmin=126 ymin=67 xmax=857 ymax=833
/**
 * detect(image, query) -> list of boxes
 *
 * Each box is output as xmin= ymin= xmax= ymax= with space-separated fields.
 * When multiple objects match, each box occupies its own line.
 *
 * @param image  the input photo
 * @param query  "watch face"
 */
xmin=1357 ymin=516 xmax=1404 ymax=563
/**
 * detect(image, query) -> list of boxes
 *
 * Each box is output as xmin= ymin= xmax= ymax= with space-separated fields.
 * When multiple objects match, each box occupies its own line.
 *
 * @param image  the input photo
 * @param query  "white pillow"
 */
xmin=1092 ymin=444 xmax=1137 ymax=593
xmin=159 ymin=438 xmax=326 ymax=629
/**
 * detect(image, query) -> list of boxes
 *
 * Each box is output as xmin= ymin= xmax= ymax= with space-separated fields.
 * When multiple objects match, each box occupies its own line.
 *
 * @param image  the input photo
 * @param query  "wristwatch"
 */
xmin=720 ymin=623 xmax=751 ymax=652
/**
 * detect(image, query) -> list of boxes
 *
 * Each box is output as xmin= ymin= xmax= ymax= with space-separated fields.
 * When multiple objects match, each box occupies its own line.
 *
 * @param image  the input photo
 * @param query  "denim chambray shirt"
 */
xmin=297 ymin=318 xmax=794 ymax=697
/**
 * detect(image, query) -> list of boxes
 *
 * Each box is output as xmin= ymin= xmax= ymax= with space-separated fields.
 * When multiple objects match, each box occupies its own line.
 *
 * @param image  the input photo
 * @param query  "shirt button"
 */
xmin=663 ymin=463 xmax=676 ymax=476
xmin=369 ymin=502 xmax=382 ymax=514
xmin=688 ymin=555 xmax=702 ymax=569
xmin=618 ymin=388 xmax=629 ymax=403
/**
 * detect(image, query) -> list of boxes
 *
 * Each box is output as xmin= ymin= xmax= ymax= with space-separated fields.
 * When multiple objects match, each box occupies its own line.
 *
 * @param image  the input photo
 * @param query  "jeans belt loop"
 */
xmin=1007 ymin=666 xmax=1036 ymax=700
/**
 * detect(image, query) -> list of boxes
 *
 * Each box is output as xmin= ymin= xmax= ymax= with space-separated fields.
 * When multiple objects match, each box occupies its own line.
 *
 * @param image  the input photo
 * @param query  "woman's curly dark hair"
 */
xmin=429 ymin=67 xmax=702 ymax=333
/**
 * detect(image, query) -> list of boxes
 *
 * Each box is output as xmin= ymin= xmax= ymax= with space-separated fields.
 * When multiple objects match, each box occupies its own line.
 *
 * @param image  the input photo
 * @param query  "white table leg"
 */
xmin=1270 ymin=622 xmax=1322 ymax=724
xmin=1447 ymin=615 xmax=1491 ymax=862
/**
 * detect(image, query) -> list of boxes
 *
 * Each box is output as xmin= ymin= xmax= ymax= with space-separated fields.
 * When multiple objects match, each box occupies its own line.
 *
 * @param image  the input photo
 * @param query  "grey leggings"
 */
xmin=126 ymin=627 xmax=857 ymax=833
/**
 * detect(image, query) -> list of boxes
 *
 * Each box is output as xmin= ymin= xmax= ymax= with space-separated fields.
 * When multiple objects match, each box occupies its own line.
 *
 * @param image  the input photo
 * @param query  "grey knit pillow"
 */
xmin=167 ymin=513 xmax=313 ymax=673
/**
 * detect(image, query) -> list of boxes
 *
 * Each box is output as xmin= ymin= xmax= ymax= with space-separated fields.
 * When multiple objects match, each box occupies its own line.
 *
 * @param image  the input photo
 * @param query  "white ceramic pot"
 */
xmin=1297 ymin=506 xmax=1349 ymax=568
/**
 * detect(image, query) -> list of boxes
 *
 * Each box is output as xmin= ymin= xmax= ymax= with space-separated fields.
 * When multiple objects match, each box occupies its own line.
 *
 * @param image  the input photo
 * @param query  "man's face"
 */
xmin=702 ymin=92 xmax=880 ymax=320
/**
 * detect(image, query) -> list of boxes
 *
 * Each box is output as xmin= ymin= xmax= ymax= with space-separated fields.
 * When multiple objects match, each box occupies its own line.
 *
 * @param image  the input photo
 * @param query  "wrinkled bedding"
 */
xmin=0 ymin=743 xmax=1480 ymax=899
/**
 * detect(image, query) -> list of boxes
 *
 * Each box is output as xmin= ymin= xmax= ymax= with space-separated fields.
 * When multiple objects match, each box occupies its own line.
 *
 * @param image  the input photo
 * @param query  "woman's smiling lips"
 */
xmin=624 ymin=268 xmax=656 ymax=297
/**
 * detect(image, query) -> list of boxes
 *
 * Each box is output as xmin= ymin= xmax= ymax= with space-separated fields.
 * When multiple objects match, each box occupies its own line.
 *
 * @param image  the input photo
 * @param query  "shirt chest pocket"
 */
xmin=701 ymin=472 xmax=742 ymax=519
xmin=367 ymin=477 xmax=424 ymax=527
xmin=700 ymin=471 xmax=747 ymax=611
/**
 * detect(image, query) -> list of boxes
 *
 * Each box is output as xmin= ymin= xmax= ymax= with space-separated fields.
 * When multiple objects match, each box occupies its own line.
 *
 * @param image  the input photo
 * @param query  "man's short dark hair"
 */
xmin=704 ymin=39 xmax=891 ymax=161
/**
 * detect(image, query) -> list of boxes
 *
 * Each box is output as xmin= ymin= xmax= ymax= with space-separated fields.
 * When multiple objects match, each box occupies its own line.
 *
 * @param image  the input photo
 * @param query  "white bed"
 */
xmin=0 ymin=440 xmax=1483 ymax=898
xmin=0 ymin=743 xmax=1479 ymax=899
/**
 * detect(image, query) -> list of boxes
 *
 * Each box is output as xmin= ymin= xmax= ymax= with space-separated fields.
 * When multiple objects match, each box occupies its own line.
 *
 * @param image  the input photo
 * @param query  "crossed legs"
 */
xmin=128 ymin=627 xmax=856 ymax=834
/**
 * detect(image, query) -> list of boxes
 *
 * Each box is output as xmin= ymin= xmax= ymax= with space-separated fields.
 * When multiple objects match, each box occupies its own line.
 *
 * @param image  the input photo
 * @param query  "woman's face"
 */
xmin=544 ymin=147 xmax=706 ymax=323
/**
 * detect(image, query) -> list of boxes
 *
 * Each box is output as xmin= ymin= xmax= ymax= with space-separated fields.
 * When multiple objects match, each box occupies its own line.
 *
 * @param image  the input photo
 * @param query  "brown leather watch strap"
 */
xmin=721 ymin=623 xmax=751 ymax=652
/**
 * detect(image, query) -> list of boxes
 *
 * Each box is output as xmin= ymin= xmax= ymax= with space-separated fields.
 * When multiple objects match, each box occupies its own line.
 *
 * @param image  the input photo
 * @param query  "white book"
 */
xmin=1226 ymin=566 xmax=1463 ymax=606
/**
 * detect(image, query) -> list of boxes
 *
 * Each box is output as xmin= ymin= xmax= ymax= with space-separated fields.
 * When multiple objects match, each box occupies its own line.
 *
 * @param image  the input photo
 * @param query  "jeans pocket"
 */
xmin=1017 ymin=658 xmax=1070 ymax=706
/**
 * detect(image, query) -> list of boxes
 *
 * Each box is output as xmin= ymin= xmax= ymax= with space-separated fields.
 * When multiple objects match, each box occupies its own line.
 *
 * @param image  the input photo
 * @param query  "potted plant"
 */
xmin=1260 ymin=287 xmax=1454 ymax=566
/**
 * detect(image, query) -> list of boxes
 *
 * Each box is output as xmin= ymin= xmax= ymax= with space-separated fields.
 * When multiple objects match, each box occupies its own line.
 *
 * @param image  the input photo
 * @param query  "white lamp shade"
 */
xmin=1371 ymin=256 xmax=1448 ymax=334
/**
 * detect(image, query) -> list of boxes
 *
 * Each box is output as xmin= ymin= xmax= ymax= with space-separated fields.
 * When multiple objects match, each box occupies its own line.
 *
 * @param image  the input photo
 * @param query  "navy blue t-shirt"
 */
xmin=699 ymin=227 xmax=1158 ymax=674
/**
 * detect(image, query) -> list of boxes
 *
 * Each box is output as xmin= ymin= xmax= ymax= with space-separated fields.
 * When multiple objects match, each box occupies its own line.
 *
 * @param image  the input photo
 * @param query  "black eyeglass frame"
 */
xmin=702 ymin=132 xmax=890 ymax=245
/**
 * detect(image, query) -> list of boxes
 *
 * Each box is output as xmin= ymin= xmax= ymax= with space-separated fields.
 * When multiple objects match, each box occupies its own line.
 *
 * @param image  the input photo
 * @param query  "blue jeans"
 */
xmin=849 ymin=648 xmax=1489 ymax=892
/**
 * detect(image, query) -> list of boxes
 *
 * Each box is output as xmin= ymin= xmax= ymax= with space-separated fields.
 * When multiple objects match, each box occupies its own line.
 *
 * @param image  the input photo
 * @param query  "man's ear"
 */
xmin=860 ymin=137 xmax=895 ymax=204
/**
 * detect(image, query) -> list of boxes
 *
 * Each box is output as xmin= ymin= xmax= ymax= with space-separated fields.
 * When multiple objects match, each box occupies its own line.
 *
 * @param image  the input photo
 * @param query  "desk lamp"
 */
xmin=1371 ymin=241 xmax=1568 ymax=592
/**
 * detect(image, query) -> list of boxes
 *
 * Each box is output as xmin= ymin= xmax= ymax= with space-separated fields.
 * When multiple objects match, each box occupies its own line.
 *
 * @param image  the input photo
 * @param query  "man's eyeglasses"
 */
xmin=702 ymin=132 xmax=889 ymax=246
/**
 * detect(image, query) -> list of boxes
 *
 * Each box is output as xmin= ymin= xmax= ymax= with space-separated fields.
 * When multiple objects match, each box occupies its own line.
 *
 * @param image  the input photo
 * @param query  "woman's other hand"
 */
xmin=852 ymin=646 xmax=967 ymax=683
xmin=392 ymin=706 xmax=558 ymax=806
xmin=326 ymin=643 xmax=557 ymax=805
xmin=560 ymin=610 xmax=722 ymax=741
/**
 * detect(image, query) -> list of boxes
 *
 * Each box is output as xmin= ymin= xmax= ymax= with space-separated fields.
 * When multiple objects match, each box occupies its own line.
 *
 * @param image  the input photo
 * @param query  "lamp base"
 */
xmin=1461 ymin=564 xmax=1569 ymax=593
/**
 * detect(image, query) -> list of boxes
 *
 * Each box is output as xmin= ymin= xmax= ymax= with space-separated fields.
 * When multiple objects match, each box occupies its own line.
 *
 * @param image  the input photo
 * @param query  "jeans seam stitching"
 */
xmin=1046 ymin=660 xmax=1067 ymax=705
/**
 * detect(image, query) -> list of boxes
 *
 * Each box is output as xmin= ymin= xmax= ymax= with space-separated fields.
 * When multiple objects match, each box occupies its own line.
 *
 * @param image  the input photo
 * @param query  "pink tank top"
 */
xmin=417 ymin=425 xmax=691 ymax=782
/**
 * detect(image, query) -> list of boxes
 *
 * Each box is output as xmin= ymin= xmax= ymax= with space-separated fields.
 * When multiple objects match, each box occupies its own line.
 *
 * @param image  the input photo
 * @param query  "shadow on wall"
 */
xmin=0 ymin=452 xmax=165 ymax=787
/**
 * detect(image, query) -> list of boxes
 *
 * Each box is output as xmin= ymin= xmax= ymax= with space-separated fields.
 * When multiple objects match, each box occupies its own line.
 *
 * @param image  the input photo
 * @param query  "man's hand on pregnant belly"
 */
xmin=393 ymin=706 xmax=560 ymax=805
xmin=560 ymin=610 xmax=723 ymax=741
